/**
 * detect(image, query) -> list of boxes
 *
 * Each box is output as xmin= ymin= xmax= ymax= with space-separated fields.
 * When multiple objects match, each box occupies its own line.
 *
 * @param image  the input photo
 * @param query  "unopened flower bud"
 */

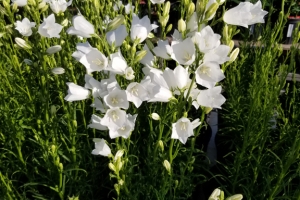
xmin=163 ymin=1 xmax=170 ymax=17
xmin=109 ymin=163 xmax=116 ymax=172
xmin=209 ymin=188 xmax=221 ymax=199
xmin=205 ymin=3 xmax=219 ymax=20
xmin=178 ymin=18 xmax=186 ymax=33
xmin=159 ymin=15 xmax=169 ymax=27
xmin=226 ymin=194 xmax=243 ymax=200
xmin=61 ymin=18 xmax=69 ymax=27
xmin=51 ymin=67 xmax=65 ymax=75
xmin=166 ymin=24 xmax=173 ymax=34
xmin=146 ymin=39 xmax=155 ymax=50
xmin=12 ymin=3 xmax=18 ymax=12
xmin=46 ymin=45 xmax=62 ymax=55
xmin=163 ymin=160 xmax=171 ymax=174
xmin=41 ymin=4 xmax=49 ymax=12
xmin=131 ymin=45 xmax=136 ymax=58
xmin=223 ymin=24 xmax=229 ymax=42
xmin=38 ymin=1 xmax=46 ymax=9
xmin=151 ymin=113 xmax=160 ymax=120
xmin=2 ymin=0 xmax=10 ymax=9
xmin=50 ymin=105 xmax=57 ymax=116
xmin=228 ymin=40 xmax=234 ymax=51
xmin=196 ymin=0 xmax=206 ymax=14
xmin=187 ymin=2 xmax=195 ymax=18
xmin=114 ymin=149 xmax=125 ymax=161
xmin=135 ymin=50 xmax=147 ymax=62
xmin=116 ymin=157 xmax=123 ymax=171
xmin=118 ymin=179 xmax=124 ymax=186
xmin=158 ymin=140 xmax=164 ymax=152
xmin=59 ymin=163 xmax=63 ymax=171
xmin=229 ymin=48 xmax=239 ymax=62
xmin=107 ymin=15 xmax=125 ymax=32
xmin=114 ymin=184 xmax=120 ymax=195
xmin=147 ymin=32 xmax=155 ymax=39
xmin=51 ymin=145 xmax=56 ymax=153
xmin=0 ymin=5 xmax=7 ymax=16
xmin=15 ymin=37 xmax=31 ymax=49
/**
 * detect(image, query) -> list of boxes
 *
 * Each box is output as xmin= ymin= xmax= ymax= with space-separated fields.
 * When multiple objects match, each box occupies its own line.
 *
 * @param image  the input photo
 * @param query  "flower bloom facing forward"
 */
xmin=38 ymin=14 xmax=63 ymax=38
xmin=171 ymin=117 xmax=201 ymax=144
xmin=15 ymin=18 xmax=36 ymax=36
xmin=92 ymin=138 xmax=111 ymax=156
xmin=67 ymin=15 xmax=95 ymax=38
xmin=223 ymin=1 xmax=268 ymax=28
xmin=171 ymin=38 xmax=195 ymax=66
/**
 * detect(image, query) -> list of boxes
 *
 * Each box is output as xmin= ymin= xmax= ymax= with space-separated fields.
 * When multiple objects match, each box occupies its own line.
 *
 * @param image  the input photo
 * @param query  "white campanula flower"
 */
xmin=15 ymin=18 xmax=36 ymax=36
xmin=72 ymin=42 xmax=93 ymax=61
xmin=67 ymin=15 xmax=95 ymax=38
xmin=106 ymin=25 xmax=128 ymax=47
xmin=44 ymin=0 xmax=72 ymax=14
xmin=195 ymin=62 xmax=225 ymax=89
xmin=38 ymin=14 xmax=63 ymax=38
xmin=91 ymin=138 xmax=111 ymax=156
xmin=171 ymin=117 xmax=201 ymax=144
xmin=109 ymin=114 xmax=137 ymax=139
xmin=196 ymin=25 xmax=221 ymax=53
xmin=197 ymin=86 xmax=226 ymax=109
xmin=171 ymin=38 xmax=195 ymax=66
xmin=139 ymin=45 xmax=155 ymax=67
xmin=113 ymin=0 xmax=123 ymax=11
xmin=152 ymin=40 xmax=172 ymax=60
xmin=88 ymin=114 xmax=108 ymax=130
xmin=64 ymin=82 xmax=90 ymax=102
xmin=124 ymin=3 xmax=134 ymax=14
xmin=126 ymin=82 xmax=148 ymax=108
xmin=100 ymin=108 xmax=127 ymax=131
xmin=103 ymin=88 xmax=129 ymax=109
xmin=203 ymin=45 xmax=230 ymax=64
xmin=46 ymin=45 xmax=62 ymax=55
xmin=125 ymin=67 xmax=135 ymax=80
xmin=223 ymin=1 xmax=268 ymax=28
xmin=79 ymin=48 xmax=108 ymax=73
xmin=130 ymin=14 xmax=158 ymax=43
xmin=150 ymin=0 xmax=165 ymax=4
xmin=11 ymin=0 xmax=27 ymax=7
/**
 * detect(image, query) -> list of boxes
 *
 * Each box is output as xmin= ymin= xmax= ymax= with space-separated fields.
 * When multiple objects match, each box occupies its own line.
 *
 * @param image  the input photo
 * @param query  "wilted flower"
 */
xmin=51 ymin=67 xmax=65 ymax=74
xmin=46 ymin=45 xmax=62 ymax=55
xmin=67 ymin=15 xmax=95 ymax=38
xmin=223 ymin=1 xmax=268 ymax=28
xmin=38 ymin=14 xmax=63 ymax=38
xmin=15 ymin=18 xmax=35 ymax=36
xmin=91 ymin=138 xmax=111 ymax=156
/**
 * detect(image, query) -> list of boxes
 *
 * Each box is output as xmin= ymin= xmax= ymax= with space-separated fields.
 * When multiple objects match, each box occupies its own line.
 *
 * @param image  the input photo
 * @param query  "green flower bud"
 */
xmin=178 ymin=18 xmax=186 ymax=33
xmin=158 ymin=140 xmax=164 ymax=152
xmin=166 ymin=24 xmax=173 ymax=34
xmin=118 ymin=179 xmax=124 ymax=186
xmin=159 ymin=15 xmax=169 ymax=27
xmin=114 ymin=184 xmax=120 ymax=195
xmin=114 ymin=149 xmax=125 ymax=161
xmin=147 ymin=32 xmax=155 ymax=39
xmin=223 ymin=24 xmax=229 ymax=43
xmin=163 ymin=1 xmax=170 ymax=17
xmin=163 ymin=160 xmax=171 ymax=174
xmin=51 ymin=145 xmax=56 ymax=153
xmin=228 ymin=40 xmax=234 ymax=51
xmin=205 ymin=3 xmax=219 ymax=20
xmin=107 ymin=15 xmax=125 ymax=32
xmin=59 ymin=163 xmax=63 ymax=171
xmin=2 ymin=0 xmax=10 ymax=10
xmin=0 ymin=5 xmax=8 ymax=15
xmin=229 ymin=48 xmax=239 ymax=62
xmin=187 ymin=2 xmax=195 ymax=18
xmin=109 ymin=163 xmax=116 ymax=172
xmin=12 ymin=3 xmax=18 ymax=12
xmin=38 ymin=1 xmax=46 ymax=9
xmin=61 ymin=18 xmax=69 ymax=27
xmin=146 ymin=39 xmax=155 ymax=50
xmin=41 ymin=4 xmax=49 ymax=12
xmin=135 ymin=50 xmax=147 ymax=62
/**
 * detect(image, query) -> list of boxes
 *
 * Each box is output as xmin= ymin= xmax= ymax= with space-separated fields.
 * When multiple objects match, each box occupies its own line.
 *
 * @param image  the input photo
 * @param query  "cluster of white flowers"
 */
xmin=12 ymin=0 xmax=267 ymax=157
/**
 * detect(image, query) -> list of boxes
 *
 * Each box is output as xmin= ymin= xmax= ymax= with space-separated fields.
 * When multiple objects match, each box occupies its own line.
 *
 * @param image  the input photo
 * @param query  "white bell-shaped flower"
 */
xmin=171 ymin=117 xmax=201 ymax=144
xmin=203 ymin=45 xmax=230 ymax=64
xmin=106 ymin=25 xmax=128 ymax=47
xmin=171 ymin=38 xmax=195 ymax=66
xmin=44 ymin=0 xmax=72 ymax=14
xmin=130 ymin=14 xmax=158 ymax=43
xmin=195 ymin=62 xmax=225 ymax=89
xmin=101 ymin=108 xmax=127 ymax=131
xmin=67 ymin=15 xmax=95 ymax=38
xmin=196 ymin=25 xmax=220 ymax=53
xmin=197 ymin=86 xmax=226 ymax=109
xmin=152 ymin=40 xmax=172 ymax=60
xmin=92 ymin=138 xmax=111 ymax=156
xmin=88 ymin=114 xmax=108 ymax=130
xmin=38 ymin=14 xmax=63 ymax=38
xmin=126 ymin=82 xmax=148 ymax=108
xmin=104 ymin=88 xmax=129 ymax=109
xmin=109 ymin=114 xmax=137 ymax=139
xmin=80 ymin=48 xmax=108 ymax=73
xmin=64 ymin=82 xmax=90 ymax=102
xmin=15 ymin=17 xmax=36 ymax=36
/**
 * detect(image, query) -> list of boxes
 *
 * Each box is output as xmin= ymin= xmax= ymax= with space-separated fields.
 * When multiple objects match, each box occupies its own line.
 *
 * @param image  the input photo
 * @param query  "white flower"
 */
xmin=171 ymin=38 xmax=195 ymax=65
xmin=126 ymin=82 xmax=148 ymax=108
xmin=64 ymin=82 xmax=90 ymax=102
xmin=91 ymin=138 xmax=111 ymax=156
xmin=124 ymin=3 xmax=134 ymax=14
xmin=195 ymin=62 xmax=225 ymax=88
xmin=45 ymin=0 xmax=72 ymax=14
xmin=124 ymin=67 xmax=135 ymax=80
xmin=88 ymin=114 xmax=108 ymax=130
xmin=15 ymin=18 xmax=35 ymax=36
xmin=139 ymin=45 xmax=155 ymax=67
xmin=104 ymin=88 xmax=129 ymax=109
xmin=46 ymin=45 xmax=62 ymax=55
xmin=130 ymin=14 xmax=158 ymax=43
xmin=80 ymin=48 xmax=108 ymax=73
xmin=196 ymin=25 xmax=221 ymax=53
xmin=106 ymin=25 xmax=128 ymax=47
xmin=203 ymin=45 xmax=230 ymax=64
xmin=38 ymin=14 xmax=63 ymax=38
xmin=11 ymin=0 xmax=27 ymax=7
xmin=113 ymin=0 xmax=123 ymax=11
xmin=150 ymin=0 xmax=165 ymax=4
xmin=72 ymin=42 xmax=93 ymax=61
xmin=51 ymin=67 xmax=65 ymax=74
xmin=152 ymin=40 xmax=173 ymax=60
xmin=109 ymin=114 xmax=137 ymax=139
xmin=109 ymin=52 xmax=128 ymax=75
xmin=171 ymin=117 xmax=201 ymax=144
xmin=223 ymin=1 xmax=268 ymax=28
xmin=100 ymin=108 xmax=127 ymax=131
xmin=151 ymin=113 xmax=160 ymax=120
xmin=67 ymin=15 xmax=95 ymax=38
xmin=197 ymin=86 xmax=226 ymax=109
